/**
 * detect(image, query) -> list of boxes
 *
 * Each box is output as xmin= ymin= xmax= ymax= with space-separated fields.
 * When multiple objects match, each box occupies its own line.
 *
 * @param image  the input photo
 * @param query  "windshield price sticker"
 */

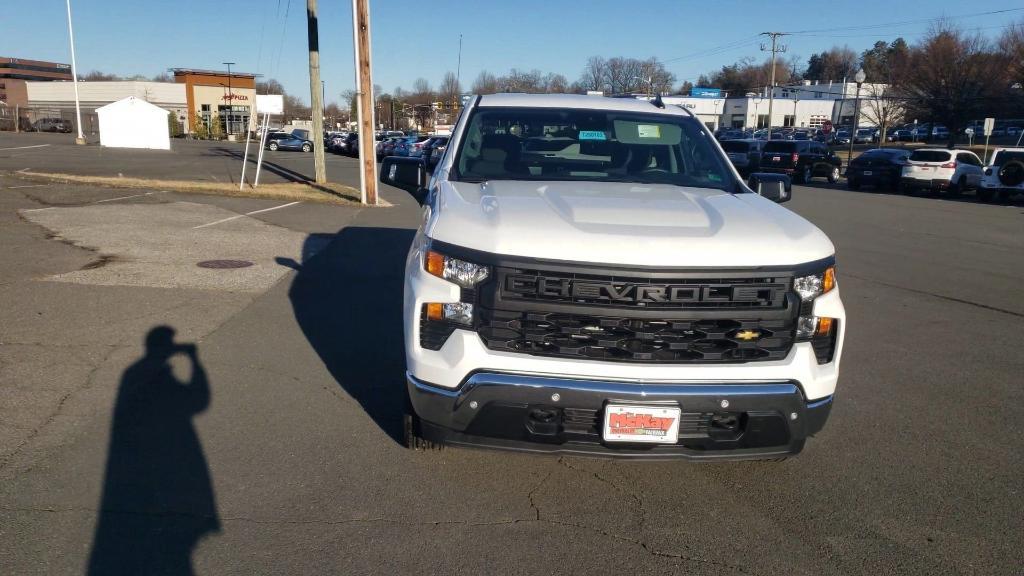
xmin=637 ymin=124 xmax=662 ymax=139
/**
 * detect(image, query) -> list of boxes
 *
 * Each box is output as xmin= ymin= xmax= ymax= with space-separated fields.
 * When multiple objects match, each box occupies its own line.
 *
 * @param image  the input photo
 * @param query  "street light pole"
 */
xmin=848 ymin=68 xmax=866 ymax=171
xmin=792 ymin=98 xmax=798 ymax=128
xmin=65 ymin=0 xmax=85 ymax=145
xmin=223 ymin=62 xmax=234 ymax=134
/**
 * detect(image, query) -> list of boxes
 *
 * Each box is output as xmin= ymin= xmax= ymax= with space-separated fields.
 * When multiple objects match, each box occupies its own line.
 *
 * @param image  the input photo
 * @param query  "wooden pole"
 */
xmin=307 ymin=0 xmax=327 ymax=183
xmin=352 ymin=0 xmax=378 ymax=205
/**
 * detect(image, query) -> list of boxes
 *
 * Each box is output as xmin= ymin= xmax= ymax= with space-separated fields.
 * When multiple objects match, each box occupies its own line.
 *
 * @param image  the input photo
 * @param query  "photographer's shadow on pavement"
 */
xmin=88 ymin=326 xmax=219 ymax=576
xmin=276 ymin=226 xmax=416 ymax=445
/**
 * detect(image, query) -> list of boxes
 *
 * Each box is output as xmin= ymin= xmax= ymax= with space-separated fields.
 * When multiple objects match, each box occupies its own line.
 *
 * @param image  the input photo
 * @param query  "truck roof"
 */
xmin=477 ymin=93 xmax=693 ymax=116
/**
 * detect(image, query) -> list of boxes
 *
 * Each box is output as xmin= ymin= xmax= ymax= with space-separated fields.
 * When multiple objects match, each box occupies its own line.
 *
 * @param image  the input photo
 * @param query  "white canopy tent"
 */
xmin=96 ymin=96 xmax=170 ymax=150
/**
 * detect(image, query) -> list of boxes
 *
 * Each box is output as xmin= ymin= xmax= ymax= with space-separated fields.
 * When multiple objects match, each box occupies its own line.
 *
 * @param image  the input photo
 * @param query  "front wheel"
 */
xmin=403 ymin=410 xmax=443 ymax=452
xmin=828 ymin=166 xmax=841 ymax=184
xmin=268 ymin=142 xmax=278 ymax=151
xmin=302 ymin=143 xmax=312 ymax=152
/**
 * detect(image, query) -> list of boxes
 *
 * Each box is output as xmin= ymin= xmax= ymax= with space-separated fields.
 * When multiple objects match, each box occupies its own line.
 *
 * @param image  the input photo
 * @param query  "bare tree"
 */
xmin=578 ymin=56 xmax=608 ymax=92
xmin=256 ymin=78 xmax=286 ymax=95
xmin=542 ymin=73 xmax=569 ymax=93
xmin=472 ymin=71 xmax=500 ymax=94
xmin=438 ymin=71 xmax=461 ymax=105
xmin=860 ymin=84 xmax=906 ymax=146
xmin=902 ymin=23 xmax=1005 ymax=145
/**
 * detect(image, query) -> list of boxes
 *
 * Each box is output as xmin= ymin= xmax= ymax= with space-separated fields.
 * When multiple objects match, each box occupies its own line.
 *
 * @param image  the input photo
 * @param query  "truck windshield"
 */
xmin=453 ymin=107 xmax=735 ymax=191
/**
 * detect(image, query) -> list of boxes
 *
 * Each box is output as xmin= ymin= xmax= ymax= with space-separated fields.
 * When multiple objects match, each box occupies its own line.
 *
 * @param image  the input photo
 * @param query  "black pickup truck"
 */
xmin=759 ymin=140 xmax=842 ymax=184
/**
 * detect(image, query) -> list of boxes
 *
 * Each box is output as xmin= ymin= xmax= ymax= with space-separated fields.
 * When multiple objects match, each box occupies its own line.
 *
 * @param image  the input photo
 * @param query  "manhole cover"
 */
xmin=197 ymin=259 xmax=254 ymax=269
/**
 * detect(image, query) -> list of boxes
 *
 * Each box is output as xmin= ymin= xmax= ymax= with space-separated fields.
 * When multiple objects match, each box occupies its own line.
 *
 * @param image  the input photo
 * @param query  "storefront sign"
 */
xmin=222 ymin=94 xmax=249 ymax=102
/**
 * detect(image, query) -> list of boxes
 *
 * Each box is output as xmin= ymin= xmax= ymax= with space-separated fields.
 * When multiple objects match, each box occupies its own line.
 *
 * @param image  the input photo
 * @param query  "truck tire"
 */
xmin=403 ymin=398 xmax=443 ymax=451
xmin=800 ymin=165 xmax=812 ymax=184
xmin=828 ymin=166 xmax=840 ymax=183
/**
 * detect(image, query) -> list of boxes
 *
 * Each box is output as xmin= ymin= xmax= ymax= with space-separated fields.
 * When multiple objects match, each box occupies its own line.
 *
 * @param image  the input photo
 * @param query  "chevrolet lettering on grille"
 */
xmin=503 ymin=274 xmax=786 ymax=307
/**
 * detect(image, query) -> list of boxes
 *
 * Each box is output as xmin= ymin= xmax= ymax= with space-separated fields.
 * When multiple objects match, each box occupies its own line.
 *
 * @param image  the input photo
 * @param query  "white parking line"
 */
xmin=21 ymin=207 xmax=57 ymax=212
xmin=6 ymin=184 xmax=46 ymax=189
xmin=93 ymin=191 xmax=165 ymax=203
xmin=0 ymin=144 xmax=50 ymax=151
xmin=17 ymin=167 xmax=32 ymax=173
xmin=192 ymin=201 xmax=301 ymax=229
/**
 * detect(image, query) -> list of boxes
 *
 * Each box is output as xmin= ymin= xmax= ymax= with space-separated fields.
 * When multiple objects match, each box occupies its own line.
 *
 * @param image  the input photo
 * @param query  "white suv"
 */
xmin=978 ymin=147 xmax=1024 ymax=202
xmin=380 ymin=94 xmax=845 ymax=460
xmin=900 ymin=148 xmax=984 ymax=196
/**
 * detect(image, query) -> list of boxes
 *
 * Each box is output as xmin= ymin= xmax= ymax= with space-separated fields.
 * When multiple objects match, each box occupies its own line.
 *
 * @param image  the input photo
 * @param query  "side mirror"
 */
xmin=379 ymin=156 xmax=428 ymax=204
xmin=748 ymin=173 xmax=792 ymax=204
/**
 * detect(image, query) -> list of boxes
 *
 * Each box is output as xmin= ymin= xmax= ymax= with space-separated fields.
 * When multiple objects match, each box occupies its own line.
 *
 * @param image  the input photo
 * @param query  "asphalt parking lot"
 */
xmin=1 ymin=142 xmax=1022 ymax=574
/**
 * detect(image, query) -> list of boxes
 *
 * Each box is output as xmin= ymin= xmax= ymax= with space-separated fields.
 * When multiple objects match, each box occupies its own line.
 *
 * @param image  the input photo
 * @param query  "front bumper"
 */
xmin=408 ymin=371 xmax=832 ymax=460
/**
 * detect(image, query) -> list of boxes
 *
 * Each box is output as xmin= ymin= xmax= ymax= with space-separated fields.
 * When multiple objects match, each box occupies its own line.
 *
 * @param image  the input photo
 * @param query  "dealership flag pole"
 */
xmin=65 ymin=0 xmax=86 ymax=145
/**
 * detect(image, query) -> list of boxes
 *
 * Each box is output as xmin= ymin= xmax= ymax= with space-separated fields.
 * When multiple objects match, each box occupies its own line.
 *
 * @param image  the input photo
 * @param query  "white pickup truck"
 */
xmin=380 ymin=93 xmax=845 ymax=460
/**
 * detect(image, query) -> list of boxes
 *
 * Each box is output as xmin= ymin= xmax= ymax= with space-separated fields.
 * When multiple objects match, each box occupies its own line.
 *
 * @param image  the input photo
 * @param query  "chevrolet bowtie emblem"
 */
xmin=734 ymin=329 xmax=761 ymax=341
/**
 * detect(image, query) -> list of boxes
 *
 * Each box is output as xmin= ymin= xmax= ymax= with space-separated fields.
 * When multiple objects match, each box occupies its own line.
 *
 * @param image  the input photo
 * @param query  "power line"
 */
xmin=785 ymin=7 xmax=1024 ymax=35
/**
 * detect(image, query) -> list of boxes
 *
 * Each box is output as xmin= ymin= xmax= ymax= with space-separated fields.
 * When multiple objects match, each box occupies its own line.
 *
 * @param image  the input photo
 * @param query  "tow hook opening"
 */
xmin=526 ymin=406 xmax=562 ymax=437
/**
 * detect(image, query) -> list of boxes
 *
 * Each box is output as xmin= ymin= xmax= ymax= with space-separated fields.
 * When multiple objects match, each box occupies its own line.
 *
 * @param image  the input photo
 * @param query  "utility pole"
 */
xmin=352 ymin=0 xmax=378 ymax=204
xmin=307 ymin=0 xmax=327 ymax=184
xmin=760 ymin=32 xmax=788 ymax=142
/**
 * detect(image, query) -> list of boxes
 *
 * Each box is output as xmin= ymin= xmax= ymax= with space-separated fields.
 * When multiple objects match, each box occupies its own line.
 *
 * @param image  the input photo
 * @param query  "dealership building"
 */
xmin=10 ymin=65 xmax=258 ymax=136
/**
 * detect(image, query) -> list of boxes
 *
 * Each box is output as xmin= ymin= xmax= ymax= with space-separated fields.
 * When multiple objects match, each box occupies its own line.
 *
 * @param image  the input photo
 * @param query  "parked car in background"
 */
xmin=32 ymin=118 xmax=72 ymax=133
xmin=931 ymin=125 xmax=949 ymax=140
xmin=420 ymin=135 xmax=450 ymax=167
xmin=845 ymin=148 xmax=911 ymax=191
xmin=833 ymin=130 xmax=851 ymax=145
xmin=900 ymin=148 xmax=983 ymax=195
xmin=978 ymin=147 xmax=1024 ymax=201
xmin=376 ymin=136 xmax=404 ymax=159
xmin=335 ymin=132 xmax=360 ymax=156
xmin=719 ymin=139 xmax=764 ymax=176
xmin=391 ymin=136 xmax=428 ymax=157
xmin=265 ymin=134 xmax=312 ymax=152
xmin=759 ymin=140 xmax=842 ymax=184
xmin=853 ymin=128 xmax=874 ymax=144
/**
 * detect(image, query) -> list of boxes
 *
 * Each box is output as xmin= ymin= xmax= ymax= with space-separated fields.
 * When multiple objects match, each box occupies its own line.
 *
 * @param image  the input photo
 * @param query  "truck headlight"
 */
xmin=793 ymin=267 xmax=835 ymax=301
xmin=425 ymin=250 xmax=490 ymax=288
xmin=794 ymin=267 xmax=839 ymax=363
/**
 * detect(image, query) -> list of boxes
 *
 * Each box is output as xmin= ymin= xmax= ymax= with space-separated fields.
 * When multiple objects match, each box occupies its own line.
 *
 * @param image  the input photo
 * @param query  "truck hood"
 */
xmin=427 ymin=180 xmax=834 ymax=268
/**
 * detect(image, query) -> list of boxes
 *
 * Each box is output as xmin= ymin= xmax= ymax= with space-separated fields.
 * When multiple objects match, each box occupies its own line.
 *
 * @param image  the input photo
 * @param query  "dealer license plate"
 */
xmin=602 ymin=405 xmax=681 ymax=444
xmin=863 ymin=171 xmax=872 ymax=176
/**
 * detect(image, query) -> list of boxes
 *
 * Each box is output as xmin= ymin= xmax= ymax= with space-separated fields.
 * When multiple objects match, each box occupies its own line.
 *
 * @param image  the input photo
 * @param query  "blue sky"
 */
xmin=3 ymin=0 xmax=1020 ymax=105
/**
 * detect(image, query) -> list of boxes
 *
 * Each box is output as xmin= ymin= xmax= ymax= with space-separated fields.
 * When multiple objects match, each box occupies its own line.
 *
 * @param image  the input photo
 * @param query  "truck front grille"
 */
xmin=477 ymin=309 xmax=795 ymax=363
